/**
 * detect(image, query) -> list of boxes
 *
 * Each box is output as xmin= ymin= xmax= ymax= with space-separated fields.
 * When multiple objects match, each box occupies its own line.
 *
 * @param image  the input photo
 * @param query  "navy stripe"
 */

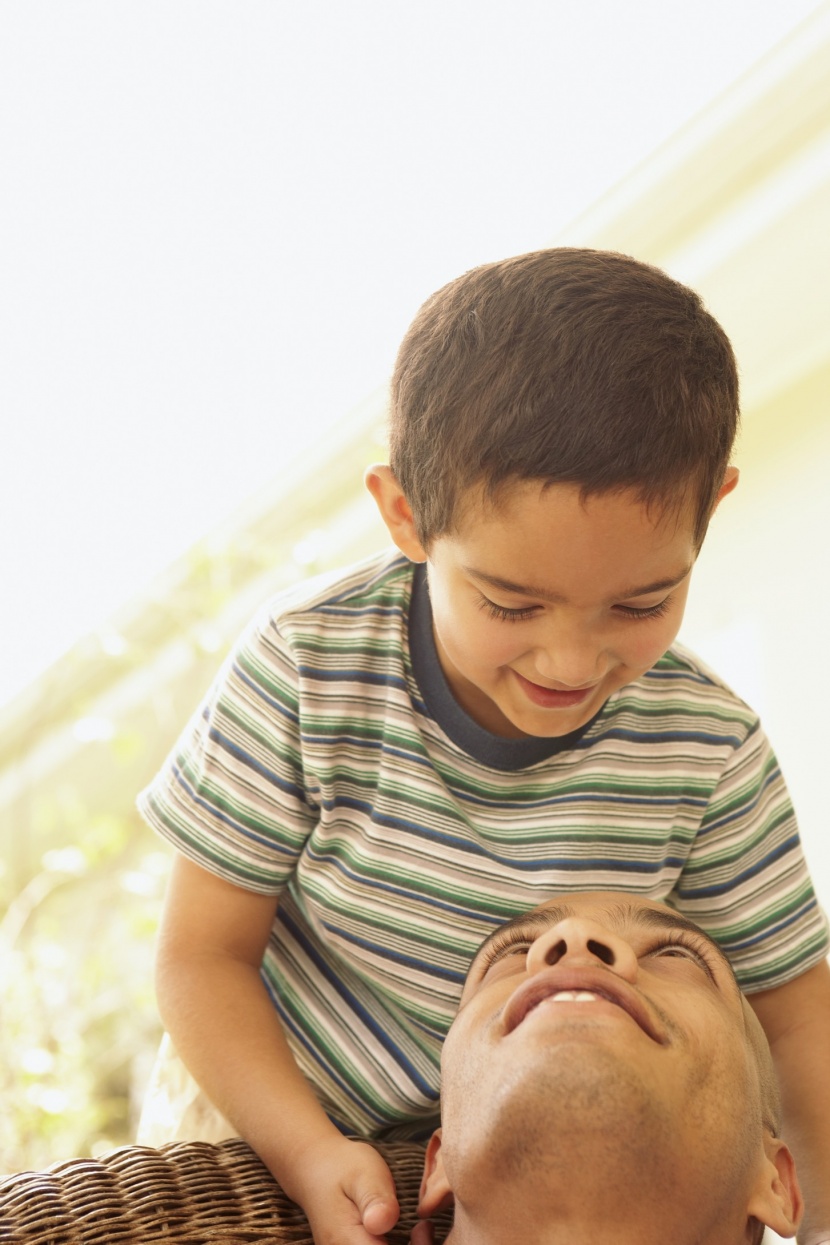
xmin=675 ymin=836 xmax=803 ymax=899
xmin=169 ymin=763 xmax=300 ymax=856
xmin=208 ymin=727 xmax=307 ymax=803
xmin=280 ymin=908 xmax=439 ymax=1099
xmin=718 ymin=897 xmax=819 ymax=953
xmin=233 ymin=662 xmax=301 ymax=724
xmin=321 ymin=922 xmax=463 ymax=983
xmin=261 ymin=974 xmax=389 ymax=1130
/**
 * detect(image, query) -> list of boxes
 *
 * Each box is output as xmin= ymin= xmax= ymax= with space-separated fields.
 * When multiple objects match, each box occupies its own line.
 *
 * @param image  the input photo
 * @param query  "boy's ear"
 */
xmin=746 ymin=1135 xmax=803 ymax=1239
xmin=417 ymin=1129 xmax=455 ymax=1218
xmin=713 ymin=464 xmax=739 ymax=508
xmin=364 ymin=464 xmax=428 ymax=563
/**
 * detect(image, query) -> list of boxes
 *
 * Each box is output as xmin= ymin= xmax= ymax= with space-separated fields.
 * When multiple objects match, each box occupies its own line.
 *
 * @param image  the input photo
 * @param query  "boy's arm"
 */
xmin=750 ymin=959 xmax=830 ymax=1245
xmin=155 ymin=852 xmax=400 ymax=1245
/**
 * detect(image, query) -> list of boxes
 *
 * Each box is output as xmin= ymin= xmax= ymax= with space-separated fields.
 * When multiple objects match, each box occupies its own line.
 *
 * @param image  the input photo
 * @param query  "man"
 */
xmin=415 ymin=892 xmax=803 ymax=1245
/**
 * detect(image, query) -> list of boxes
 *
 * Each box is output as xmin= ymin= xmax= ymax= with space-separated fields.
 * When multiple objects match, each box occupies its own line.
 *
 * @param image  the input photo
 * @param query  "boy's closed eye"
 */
xmin=476 ymin=590 xmax=675 ymax=624
xmin=613 ymin=596 xmax=674 ymax=621
xmin=476 ymin=594 xmax=540 ymax=622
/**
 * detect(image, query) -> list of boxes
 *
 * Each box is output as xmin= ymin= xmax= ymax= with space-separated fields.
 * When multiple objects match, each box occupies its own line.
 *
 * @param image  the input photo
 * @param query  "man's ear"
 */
xmin=746 ymin=1135 xmax=803 ymax=1239
xmin=364 ymin=464 xmax=428 ymax=563
xmin=713 ymin=464 xmax=739 ymax=508
xmin=418 ymin=1129 xmax=455 ymax=1218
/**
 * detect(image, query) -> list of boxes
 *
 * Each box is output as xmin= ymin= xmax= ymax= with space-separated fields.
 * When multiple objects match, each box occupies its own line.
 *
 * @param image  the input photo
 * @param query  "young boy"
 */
xmin=139 ymin=249 xmax=830 ymax=1244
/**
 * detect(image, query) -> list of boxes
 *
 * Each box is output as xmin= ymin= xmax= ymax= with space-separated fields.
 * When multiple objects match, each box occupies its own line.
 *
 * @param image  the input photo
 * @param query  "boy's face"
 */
xmin=420 ymin=480 xmax=698 ymax=739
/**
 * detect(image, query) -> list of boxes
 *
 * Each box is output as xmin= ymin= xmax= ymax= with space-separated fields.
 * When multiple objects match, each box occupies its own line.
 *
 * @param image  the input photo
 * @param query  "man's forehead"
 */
xmin=470 ymin=895 xmax=737 ymax=983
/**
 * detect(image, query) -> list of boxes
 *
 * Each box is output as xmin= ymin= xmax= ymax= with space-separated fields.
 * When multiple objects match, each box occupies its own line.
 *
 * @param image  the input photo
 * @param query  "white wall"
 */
xmin=682 ymin=360 xmax=830 ymax=898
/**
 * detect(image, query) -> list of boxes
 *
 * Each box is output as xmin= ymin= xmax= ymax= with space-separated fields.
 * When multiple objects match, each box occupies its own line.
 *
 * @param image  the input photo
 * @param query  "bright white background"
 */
xmin=0 ymin=0 xmax=824 ymax=708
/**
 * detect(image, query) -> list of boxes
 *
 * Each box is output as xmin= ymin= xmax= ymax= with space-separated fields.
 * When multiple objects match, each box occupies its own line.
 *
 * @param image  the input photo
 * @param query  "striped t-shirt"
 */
xmin=139 ymin=548 xmax=829 ymax=1139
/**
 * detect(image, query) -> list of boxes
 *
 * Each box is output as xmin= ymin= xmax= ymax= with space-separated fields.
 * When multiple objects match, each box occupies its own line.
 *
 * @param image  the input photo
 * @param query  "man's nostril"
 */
xmin=545 ymin=939 xmax=568 ymax=966
xmin=587 ymin=939 xmax=615 ymax=965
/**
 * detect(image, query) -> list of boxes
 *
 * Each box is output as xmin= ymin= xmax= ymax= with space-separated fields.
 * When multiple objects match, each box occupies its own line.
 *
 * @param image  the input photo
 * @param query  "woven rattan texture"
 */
xmin=0 ymin=1138 xmax=452 ymax=1244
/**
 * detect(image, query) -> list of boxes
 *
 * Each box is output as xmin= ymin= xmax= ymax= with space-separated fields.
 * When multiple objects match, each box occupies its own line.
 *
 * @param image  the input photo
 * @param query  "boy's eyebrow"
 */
xmin=463 ymin=566 xmax=693 ymax=603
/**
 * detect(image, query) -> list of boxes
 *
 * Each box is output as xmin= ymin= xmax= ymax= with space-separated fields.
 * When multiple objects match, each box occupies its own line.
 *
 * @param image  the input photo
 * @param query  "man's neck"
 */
xmin=442 ymin=1203 xmax=750 ymax=1245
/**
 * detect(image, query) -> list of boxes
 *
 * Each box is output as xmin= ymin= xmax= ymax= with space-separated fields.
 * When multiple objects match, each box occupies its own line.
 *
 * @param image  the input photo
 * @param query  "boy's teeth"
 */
xmin=549 ymin=990 xmax=599 ymax=1002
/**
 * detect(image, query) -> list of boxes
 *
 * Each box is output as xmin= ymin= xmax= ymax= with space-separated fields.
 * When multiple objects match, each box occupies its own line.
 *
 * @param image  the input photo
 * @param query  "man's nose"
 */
xmin=525 ymin=916 xmax=639 ymax=982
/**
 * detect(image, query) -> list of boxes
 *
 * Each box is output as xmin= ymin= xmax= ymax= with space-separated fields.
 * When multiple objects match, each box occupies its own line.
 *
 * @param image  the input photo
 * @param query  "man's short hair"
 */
xmin=744 ymin=1000 xmax=782 ymax=1137
xmin=389 ymin=248 xmax=739 ymax=548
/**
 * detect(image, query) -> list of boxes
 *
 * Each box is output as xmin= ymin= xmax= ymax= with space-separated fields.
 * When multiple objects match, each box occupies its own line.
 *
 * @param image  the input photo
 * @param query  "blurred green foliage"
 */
xmin=0 ymin=417 xmax=387 ymax=1177
xmin=0 ymin=799 xmax=167 ymax=1174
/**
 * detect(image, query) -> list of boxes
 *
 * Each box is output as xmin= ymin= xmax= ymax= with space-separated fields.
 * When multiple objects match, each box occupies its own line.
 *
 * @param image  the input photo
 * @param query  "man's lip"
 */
xmin=502 ymin=966 xmax=667 ymax=1045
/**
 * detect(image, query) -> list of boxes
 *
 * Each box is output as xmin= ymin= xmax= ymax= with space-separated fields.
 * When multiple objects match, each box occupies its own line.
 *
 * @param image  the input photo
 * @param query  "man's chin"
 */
xmin=447 ymin=1046 xmax=675 ymax=1195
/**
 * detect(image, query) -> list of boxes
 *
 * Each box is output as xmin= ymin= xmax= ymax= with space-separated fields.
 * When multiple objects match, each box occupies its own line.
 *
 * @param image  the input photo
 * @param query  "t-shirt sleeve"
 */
xmin=137 ymin=604 xmax=318 ymax=894
xmin=672 ymin=718 xmax=829 ymax=992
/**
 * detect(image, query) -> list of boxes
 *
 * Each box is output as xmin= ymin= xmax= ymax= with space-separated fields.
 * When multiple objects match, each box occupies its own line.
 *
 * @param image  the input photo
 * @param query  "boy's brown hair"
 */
xmin=389 ymin=248 xmax=739 ymax=548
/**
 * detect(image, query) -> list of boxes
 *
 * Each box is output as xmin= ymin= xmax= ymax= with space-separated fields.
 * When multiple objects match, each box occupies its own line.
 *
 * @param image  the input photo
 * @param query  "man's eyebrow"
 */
xmin=462 ymin=566 xmax=692 ymax=604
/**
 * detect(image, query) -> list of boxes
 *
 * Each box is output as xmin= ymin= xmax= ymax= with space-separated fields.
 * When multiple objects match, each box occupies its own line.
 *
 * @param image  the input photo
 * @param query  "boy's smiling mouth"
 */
xmin=512 ymin=670 xmax=598 ymax=709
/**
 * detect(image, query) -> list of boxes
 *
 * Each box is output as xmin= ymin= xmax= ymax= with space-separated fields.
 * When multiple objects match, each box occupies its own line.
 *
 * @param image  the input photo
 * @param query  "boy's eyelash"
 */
xmin=477 ymin=595 xmax=538 ymax=623
xmin=478 ymin=594 xmax=674 ymax=623
xmin=616 ymin=597 xmax=672 ymax=621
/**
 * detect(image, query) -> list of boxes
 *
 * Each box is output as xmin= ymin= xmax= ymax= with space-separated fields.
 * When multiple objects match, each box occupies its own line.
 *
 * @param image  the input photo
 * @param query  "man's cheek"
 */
xmin=678 ymin=1020 xmax=742 ymax=1101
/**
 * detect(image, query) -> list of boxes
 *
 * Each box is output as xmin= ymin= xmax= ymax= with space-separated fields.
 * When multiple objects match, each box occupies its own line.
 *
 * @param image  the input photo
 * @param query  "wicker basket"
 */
xmin=0 ymin=1138 xmax=451 ymax=1244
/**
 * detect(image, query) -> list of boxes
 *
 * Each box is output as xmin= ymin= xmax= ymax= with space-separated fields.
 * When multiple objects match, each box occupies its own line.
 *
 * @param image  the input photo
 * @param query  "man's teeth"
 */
xmin=547 ymin=990 xmax=600 ymax=1002
xmin=520 ymin=989 xmax=613 ymax=1025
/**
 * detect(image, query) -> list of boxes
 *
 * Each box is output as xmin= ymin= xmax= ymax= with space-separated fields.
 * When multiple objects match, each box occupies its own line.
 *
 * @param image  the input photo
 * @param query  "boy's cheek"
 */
xmin=632 ymin=600 xmax=690 ymax=667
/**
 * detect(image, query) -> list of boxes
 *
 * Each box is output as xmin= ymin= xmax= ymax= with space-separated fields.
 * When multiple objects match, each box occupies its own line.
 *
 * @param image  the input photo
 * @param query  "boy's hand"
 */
xmin=155 ymin=857 xmax=398 ymax=1242
xmin=290 ymin=1136 xmax=400 ymax=1245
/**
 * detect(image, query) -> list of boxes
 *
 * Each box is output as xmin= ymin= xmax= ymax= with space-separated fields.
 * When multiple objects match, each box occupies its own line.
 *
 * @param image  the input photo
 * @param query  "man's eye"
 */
xmin=646 ymin=935 xmax=715 ymax=979
xmin=481 ymin=931 xmax=533 ymax=969
xmin=654 ymin=944 xmax=699 ymax=960
xmin=492 ymin=942 xmax=531 ymax=963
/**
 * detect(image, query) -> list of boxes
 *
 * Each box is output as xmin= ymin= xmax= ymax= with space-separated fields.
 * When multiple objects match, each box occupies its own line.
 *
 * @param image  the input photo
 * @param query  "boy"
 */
xmin=139 ymin=249 xmax=830 ymax=1244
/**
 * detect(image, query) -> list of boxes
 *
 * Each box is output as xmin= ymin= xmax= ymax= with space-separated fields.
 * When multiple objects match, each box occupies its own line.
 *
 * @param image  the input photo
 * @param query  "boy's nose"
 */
xmin=532 ymin=622 xmax=609 ymax=687
xmin=525 ymin=916 xmax=639 ymax=983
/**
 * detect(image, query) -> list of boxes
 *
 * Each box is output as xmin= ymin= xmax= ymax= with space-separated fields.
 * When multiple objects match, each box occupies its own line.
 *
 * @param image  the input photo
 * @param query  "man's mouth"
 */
xmin=502 ymin=967 xmax=666 ymax=1045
